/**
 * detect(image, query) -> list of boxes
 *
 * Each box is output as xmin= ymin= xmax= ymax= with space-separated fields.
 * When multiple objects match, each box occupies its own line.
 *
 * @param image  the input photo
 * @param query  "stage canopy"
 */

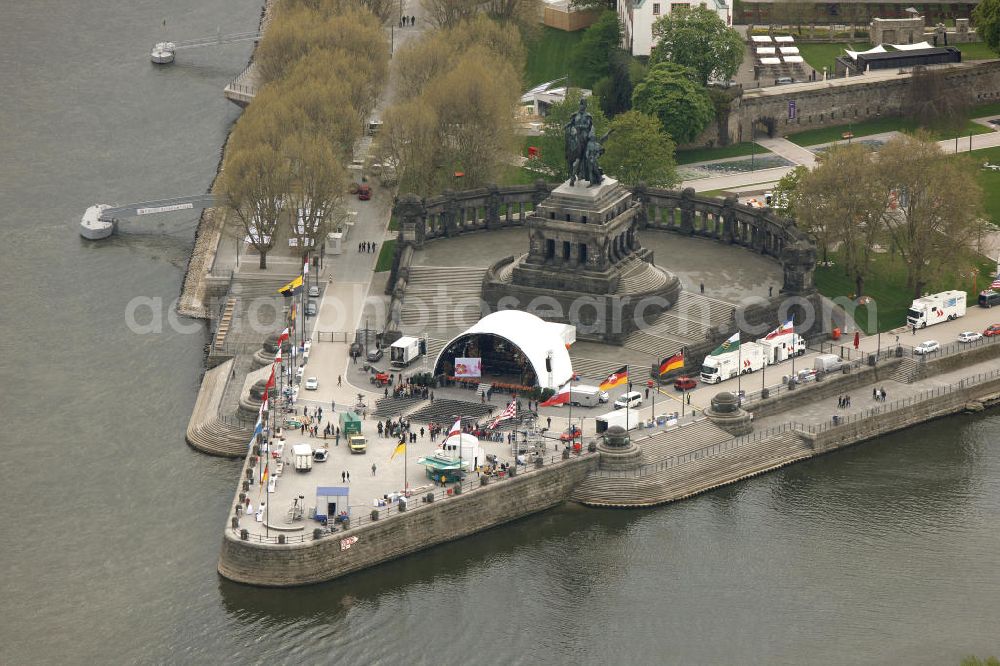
xmin=433 ymin=310 xmax=575 ymax=389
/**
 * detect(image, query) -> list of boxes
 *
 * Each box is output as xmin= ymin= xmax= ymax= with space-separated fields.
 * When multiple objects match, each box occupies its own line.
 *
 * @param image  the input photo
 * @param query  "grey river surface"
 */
xmin=1 ymin=2 xmax=999 ymax=664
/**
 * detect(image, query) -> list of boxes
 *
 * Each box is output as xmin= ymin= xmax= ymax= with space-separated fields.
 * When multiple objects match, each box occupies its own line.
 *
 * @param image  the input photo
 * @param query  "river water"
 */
xmin=1 ymin=3 xmax=998 ymax=664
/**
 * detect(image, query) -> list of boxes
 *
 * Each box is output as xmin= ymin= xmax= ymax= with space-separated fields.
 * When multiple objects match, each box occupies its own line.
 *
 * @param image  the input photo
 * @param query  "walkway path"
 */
xmin=755 ymin=136 xmax=817 ymax=168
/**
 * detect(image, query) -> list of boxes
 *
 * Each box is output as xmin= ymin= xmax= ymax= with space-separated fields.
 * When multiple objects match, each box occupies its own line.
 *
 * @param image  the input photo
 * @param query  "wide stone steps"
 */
xmin=671 ymin=292 xmax=735 ymax=326
xmin=572 ymin=430 xmax=808 ymax=506
xmin=400 ymin=266 xmax=487 ymax=330
xmin=641 ymin=312 xmax=714 ymax=339
xmin=408 ymin=399 xmax=496 ymax=424
xmin=406 ymin=266 xmax=486 ymax=287
xmin=888 ymin=357 xmax=919 ymax=384
xmin=568 ymin=356 xmax=648 ymax=385
xmin=623 ymin=330 xmax=686 ymax=359
xmin=373 ymin=394 xmax=426 ymax=417
xmin=634 ymin=419 xmax=731 ymax=465
xmin=186 ymin=359 xmax=254 ymax=458
xmin=617 ymin=259 xmax=669 ymax=294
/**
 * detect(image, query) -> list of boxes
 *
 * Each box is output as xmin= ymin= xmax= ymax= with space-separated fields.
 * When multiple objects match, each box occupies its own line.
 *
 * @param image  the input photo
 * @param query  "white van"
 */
xmin=614 ymin=391 xmax=642 ymax=410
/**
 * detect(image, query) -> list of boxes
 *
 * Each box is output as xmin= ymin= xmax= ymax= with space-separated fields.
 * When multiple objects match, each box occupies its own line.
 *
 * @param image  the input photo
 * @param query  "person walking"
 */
xmin=337 ymin=375 xmax=342 ymax=386
xmin=371 ymin=463 xmax=377 ymax=476
xmin=341 ymin=471 xmax=346 ymax=482
xmin=346 ymin=471 xmax=351 ymax=482
xmin=700 ymin=282 xmax=704 ymax=294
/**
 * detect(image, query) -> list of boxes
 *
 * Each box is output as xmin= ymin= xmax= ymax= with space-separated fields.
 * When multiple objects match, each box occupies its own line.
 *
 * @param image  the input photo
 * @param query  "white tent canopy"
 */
xmin=846 ymin=44 xmax=887 ymax=59
xmin=751 ymin=35 xmax=773 ymax=43
xmin=891 ymin=40 xmax=933 ymax=50
xmin=756 ymin=47 xmax=776 ymax=55
xmin=774 ymin=35 xmax=795 ymax=43
xmin=434 ymin=310 xmax=575 ymax=389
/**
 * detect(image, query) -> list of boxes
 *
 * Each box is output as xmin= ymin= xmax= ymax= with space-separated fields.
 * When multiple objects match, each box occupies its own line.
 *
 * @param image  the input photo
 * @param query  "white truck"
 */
xmin=390 ymin=335 xmax=422 ymax=368
xmin=700 ymin=331 xmax=805 ymax=385
xmin=906 ymin=290 xmax=966 ymax=329
xmin=292 ymin=443 xmax=313 ymax=472
xmin=701 ymin=342 xmax=767 ymax=384
xmin=569 ymin=385 xmax=605 ymax=407
xmin=595 ymin=408 xmax=640 ymax=434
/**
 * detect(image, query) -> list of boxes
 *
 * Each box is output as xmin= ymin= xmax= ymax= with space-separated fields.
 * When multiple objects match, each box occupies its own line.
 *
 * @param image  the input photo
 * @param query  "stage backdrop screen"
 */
xmin=454 ymin=357 xmax=482 ymax=378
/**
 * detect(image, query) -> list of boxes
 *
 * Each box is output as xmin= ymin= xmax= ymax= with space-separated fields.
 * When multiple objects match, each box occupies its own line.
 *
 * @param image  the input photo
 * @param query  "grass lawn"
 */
xmin=973 ymin=145 xmax=1000 ymax=226
xmin=675 ymin=142 xmax=773 ymax=164
xmin=786 ymin=114 xmax=994 ymax=147
xmin=496 ymin=163 xmax=547 ymax=186
xmin=524 ymin=27 xmax=583 ymax=87
xmin=796 ymin=42 xmax=869 ymax=74
xmin=815 ymin=249 xmax=994 ymax=333
xmin=955 ymin=41 xmax=1000 ymax=61
xmin=374 ymin=238 xmax=396 ymax=272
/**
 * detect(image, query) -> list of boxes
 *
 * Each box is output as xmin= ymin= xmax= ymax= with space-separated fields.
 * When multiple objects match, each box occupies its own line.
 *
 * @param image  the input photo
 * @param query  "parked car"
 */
xmin=308 ymin=285 xmax=320 ymax=298
xmin=985 ymin=324 xmax=1000 ymax=337
xmin=366 ymin=347 xmax=384 ymax=362
xmin=559 ymin=425 xmax=582 ymax=442
xmin=312 ymin=447 xmax=328 ymax=462
xmin=775 ymin=76 xmax=794 ymax=85
xmin=914 ymin=340 xmax=940 ymax=355
xmin=598 ymin=390 xmax=609 ymax=403
xmin=306 ymin=300 xmax=317 ymax=317
xmin=673 ymin=376 xmax=698 ymax=391
xmin=357 ymin=183 xmax=372 ymax=200
xmin=958 ymin=331 xmax=982 ymax=343
xmin=304 ymin=376 xmax=319 ymax=390
xmin=614 ymin=391 xmax=643 ymax=409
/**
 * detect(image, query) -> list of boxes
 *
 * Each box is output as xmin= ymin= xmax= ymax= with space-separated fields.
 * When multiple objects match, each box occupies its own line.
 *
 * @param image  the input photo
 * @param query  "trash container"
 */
xmin=833 ymin=415 xmax=840 ymax=425
xmin=831 ymin=327 xmax=841 ymax=340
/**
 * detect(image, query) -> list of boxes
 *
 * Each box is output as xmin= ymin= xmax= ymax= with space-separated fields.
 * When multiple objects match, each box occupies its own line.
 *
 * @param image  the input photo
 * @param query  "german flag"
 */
xmin=599 ymin=366 xmax=629 ymax=391
xmin=278 ymin=275 xmax=303 ymax=297
xmin=658 ymin=352 xmax=684 ymax=376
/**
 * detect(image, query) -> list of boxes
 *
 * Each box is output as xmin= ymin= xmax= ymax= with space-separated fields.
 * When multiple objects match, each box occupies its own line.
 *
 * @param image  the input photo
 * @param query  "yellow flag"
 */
xmin=278 ymin=275 xmax=303 ymax=296
xmin=390 ymin=441 xmax=406 ymax=461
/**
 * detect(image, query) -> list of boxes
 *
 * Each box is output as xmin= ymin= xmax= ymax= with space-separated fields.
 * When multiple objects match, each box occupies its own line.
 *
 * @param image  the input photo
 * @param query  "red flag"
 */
xmin=540 ymin=382 xmax=571 ymax=407
xmin=264 ymin=367 xmax=275 ymax=391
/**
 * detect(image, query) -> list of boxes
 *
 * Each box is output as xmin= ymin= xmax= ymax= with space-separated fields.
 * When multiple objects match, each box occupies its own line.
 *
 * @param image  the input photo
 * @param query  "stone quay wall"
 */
xmin=218 ymin=453 xmax=597 ymax=587
xmin=727 ymin=59 xmax=1000 ymax=143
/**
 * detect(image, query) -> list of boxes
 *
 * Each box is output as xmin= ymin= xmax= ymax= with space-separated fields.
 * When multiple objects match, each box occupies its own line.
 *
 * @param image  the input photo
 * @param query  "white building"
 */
xmin=618 ymin=0 xmax=731 ymax=57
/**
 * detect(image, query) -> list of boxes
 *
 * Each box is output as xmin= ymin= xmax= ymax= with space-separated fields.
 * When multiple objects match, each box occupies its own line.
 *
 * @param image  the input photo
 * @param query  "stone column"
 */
xmin=780 ymin=239 xmax=818 ymax=295
xmin=722 ymin=196 xmax=737 ymax=243
xmin=394 ymin=193 xmax=426 ymax=248
xmin=486 ymin=184 xmax=501 ymax=231
xmin=532 ymin=179 xmax=549 ymax=209
xmin=680 ymin=187 xmax=696 ymax=235
xmin=441 ymin=190 xmax=458 ymax=237
xmin=632 ymin=182 xmax=648 ymax=229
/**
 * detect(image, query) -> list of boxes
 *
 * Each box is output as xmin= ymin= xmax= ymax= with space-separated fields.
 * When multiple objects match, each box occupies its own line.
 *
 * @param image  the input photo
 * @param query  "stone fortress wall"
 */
xmin=726 ymin=59 xmax=1000 ymax=143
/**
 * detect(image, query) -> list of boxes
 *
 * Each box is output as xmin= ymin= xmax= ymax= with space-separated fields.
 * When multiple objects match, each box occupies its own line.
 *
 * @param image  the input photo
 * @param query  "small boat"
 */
xmin=79 ymin=204 xmax=114 ymax=240
xmin=150 ymin=42 xmax=175 ymax=64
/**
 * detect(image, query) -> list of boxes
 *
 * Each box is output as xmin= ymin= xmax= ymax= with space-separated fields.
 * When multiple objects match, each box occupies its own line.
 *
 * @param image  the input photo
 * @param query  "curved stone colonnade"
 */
xmin=386 ymin=183 xmax=822 ymax=354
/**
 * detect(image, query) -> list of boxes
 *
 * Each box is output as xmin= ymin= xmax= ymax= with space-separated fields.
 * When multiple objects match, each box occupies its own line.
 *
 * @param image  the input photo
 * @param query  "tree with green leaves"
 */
xmin=770 ymin=165 xmax=806 ymax=219
xmin=593 ymin=51 xmax=634 ymax=117
xmin=532 ymin=89 xmax=609 ymax=181
xmin=601 ymin=111 xmax=677 ymax=187
xmin=973 ymin=0 xmax=1000 ymax=54
xmin=650 ymin=6 xmax=744 ymax=86
xmin=631 ymin=63 xmax=714 ymax=145
xmin=571 ymin=10 xmax=622 ymax=88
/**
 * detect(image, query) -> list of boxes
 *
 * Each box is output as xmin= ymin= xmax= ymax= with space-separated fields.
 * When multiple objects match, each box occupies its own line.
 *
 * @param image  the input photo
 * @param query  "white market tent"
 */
xmin=774 ymin=35 xmax=795 ymax=43
xmin=891 ymin=40 xmax=933 ymax=50
xmin=433 ymin=310 xmax=575 ymax=389
xmin=751 ymin=35 xmax=773 ymax=43
xmin=760 ymin=57 xmax=782 ymax=65
xmin=779 ymin=46 xmax=800 ymax=55
xmin=783 ymin=55 xmax=804 ymax=63
xmin=846 ymin=44 xmax=887 ymax=59
xmin=756 ymin=47 xmax=776 ymax=55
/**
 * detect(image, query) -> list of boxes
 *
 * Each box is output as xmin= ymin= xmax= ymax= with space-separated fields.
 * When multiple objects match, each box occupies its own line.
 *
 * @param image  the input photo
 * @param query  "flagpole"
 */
xmin=737 ymin=336 xmax=742 ymax=396
xmin=568 ymin=376 xmax=573 ymax=446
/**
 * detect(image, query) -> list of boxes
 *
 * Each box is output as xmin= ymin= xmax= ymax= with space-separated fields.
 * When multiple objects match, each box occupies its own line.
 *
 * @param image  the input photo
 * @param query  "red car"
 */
xmin=559 ymin=426 xmax=582 ymax=442
xmin=985 ymin=324 xmax=1000 ymax=337
xmin=357 ymin=184 xmax=372 ymax=200
xmin=673 ymin=376 xmax=698 ymax=391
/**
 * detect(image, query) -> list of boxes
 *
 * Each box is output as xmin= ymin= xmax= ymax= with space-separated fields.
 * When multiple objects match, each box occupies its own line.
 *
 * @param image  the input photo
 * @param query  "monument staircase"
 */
xmin=373 ymin=394 xmax=427 ymax=417
xmin=622 ymin=291 xmax=735 ymax=360
xmin=408 ymin=398 xmax=495 ymax=424
xmin=186 ymin=359 xmax=254 ymax=457
xmin=399 ymin=266 xmax=487 ymax=331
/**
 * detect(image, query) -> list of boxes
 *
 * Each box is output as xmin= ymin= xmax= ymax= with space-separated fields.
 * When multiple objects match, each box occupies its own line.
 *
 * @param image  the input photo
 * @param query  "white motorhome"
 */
xmin=390 ymin=336 xmax=422 ymax=367
xmin=757 ymin=332 xmax=805 ymax=364
xmin=907 ymin=290 xmax=966 ymax=329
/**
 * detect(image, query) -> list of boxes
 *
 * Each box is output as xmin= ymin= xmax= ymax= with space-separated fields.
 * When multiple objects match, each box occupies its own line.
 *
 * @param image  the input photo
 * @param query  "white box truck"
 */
xmin=595 ymin=408 xmax=640 ymax=434
xmin=906 ymin=290 xmax=966 ymax=329
xmin=569 ymin=385 xmax=604 ymax=407
xmin=390 ymin=335 xmax=422 ymax=368
xmin=700 ymin=341 xmax=768 ymax=384
xmin=758 ymin=332 xmax=805 ymax=364
xmin=292 ymin=443 xmax=313 ymax=472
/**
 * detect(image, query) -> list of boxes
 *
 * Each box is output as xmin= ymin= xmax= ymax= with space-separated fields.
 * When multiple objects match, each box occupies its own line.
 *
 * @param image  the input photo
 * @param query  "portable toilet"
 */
xmin=315 ymin=486 xmax=350 ymax=522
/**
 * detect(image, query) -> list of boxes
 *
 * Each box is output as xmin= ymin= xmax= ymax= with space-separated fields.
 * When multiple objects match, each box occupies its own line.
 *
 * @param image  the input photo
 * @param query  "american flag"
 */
xmin=489 ymin=398 xmax=517 ymax=429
